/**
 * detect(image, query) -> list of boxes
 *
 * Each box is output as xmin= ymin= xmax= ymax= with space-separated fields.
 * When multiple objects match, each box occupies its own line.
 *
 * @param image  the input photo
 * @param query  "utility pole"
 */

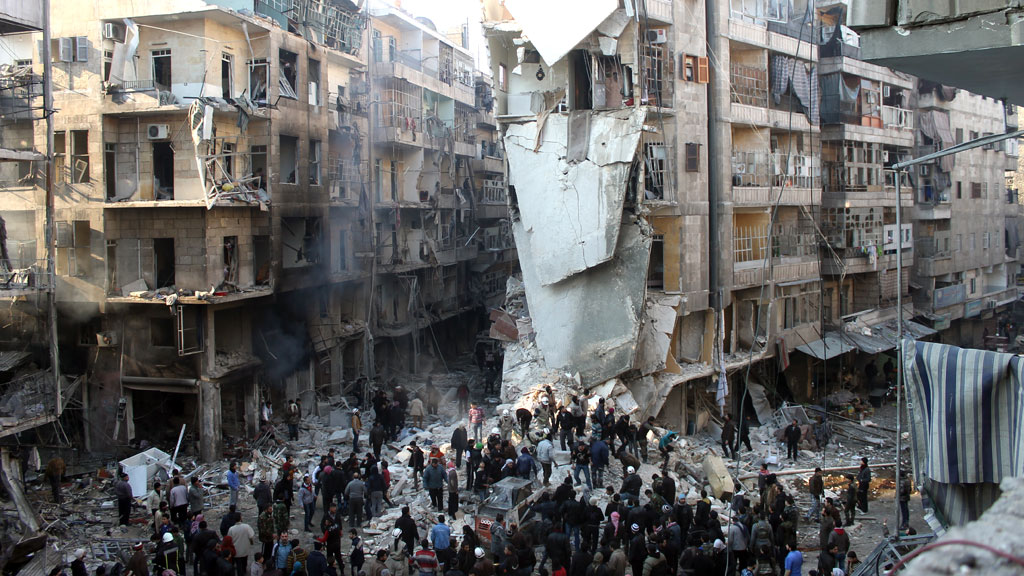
xmin=363 ymin=9 xmax=377 ymax=405
xmin=42 ymin=0 xmax=61 ymax=414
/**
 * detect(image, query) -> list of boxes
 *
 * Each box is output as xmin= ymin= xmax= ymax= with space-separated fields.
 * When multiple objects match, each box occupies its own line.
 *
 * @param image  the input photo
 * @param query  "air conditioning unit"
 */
xmin=103 ymin=23 xmax=124 ymax=41
xmin=96 ymin=331 xmax=120 ymax=347
xmin=646 ymin=29 xmax=668 ymax=44
xmin=147 ymin=124 xmax=169 ymax=139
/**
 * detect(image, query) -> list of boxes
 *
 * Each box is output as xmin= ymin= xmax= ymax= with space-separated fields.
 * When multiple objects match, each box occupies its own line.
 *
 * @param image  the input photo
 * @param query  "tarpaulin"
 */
xmin=770 ymin=55 xmax=819 ymax=125
xmin=902 ymin=340 xmax=1024 ymax=525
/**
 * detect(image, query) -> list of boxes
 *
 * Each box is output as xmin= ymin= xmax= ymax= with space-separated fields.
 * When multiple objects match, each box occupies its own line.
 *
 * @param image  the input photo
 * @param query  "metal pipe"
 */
xmin=895 ymin=169 xmax=904 ymax=538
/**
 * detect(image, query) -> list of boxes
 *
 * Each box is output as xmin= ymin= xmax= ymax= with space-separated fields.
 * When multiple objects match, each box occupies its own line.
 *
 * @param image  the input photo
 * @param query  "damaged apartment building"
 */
xmin=485 ymin=0 xmax=1020 ymax=429
xmin=0 ymin=0 xmax=508 ymax=463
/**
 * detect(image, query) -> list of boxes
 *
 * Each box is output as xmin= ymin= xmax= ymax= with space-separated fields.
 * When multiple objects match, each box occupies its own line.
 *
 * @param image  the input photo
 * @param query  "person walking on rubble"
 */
xmin=424 ymin=378 xmax=441 ymax=416
xmin=720 ymin=416 xmax=735 ymax=460
xmin=537 ymin=431 xmax=554 ymax=486
xmin=408 ymin=441 xmax=426 ymax=490
xmin=737 ymin=416 xmax=753 ymax=453
xmin=370 ymin=422 xmax=386 ymax=459
xmin=424 ymin=457 xmax=446 ymax=511
xmin=784 ymin=419 xmax=801 ymax=462
xmin=351 ymin=408 xmax=363 ymax=451
xmin=114 ymin=472 xmax=134 ymax=526
xmin=456 ymin=383 xmax=470 ymax=415
xmin=410 ymin=396 xmax=426 ymax=429
xmin=344 ymin=471 xmax=366 ymax=529
xmin=898 ymin=469 xmax=912 ymax=531
xmin=842 ymin=476 xmax=857 ymax=526
xmin=287 ymin=399 xmax=301 ymax=441
xmin=805 ymin=467 xmax=824 ymax=523
xmin=451 ymin=425 xmax=468 ymax=468
xmin=469 ymin=403 xmax=485 ymax=442
xmin=857 ymin=457 xmax=871 ymax=513
xmin=45 ymin=456 xmax=65 ymax=505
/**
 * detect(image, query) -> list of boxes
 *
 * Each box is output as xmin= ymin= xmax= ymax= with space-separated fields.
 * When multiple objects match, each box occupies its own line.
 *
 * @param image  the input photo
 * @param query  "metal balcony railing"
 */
xmin=881 ymin=105 xmax=914 ymax=130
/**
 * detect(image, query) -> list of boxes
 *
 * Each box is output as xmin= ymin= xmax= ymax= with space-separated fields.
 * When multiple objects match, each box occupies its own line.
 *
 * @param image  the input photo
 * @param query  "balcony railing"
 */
xmin=732 ymin=151 xmax=821 ymax=189
xmin=881 ymin=105 xmax=914 ymax=130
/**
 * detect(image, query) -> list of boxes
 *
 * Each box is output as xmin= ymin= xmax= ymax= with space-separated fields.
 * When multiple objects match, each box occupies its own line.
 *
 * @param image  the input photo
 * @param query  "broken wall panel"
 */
xmin=513 ymin=217 xmax=651 ymax=386
xmin=504 ymin=107 xmax=646 ymax=286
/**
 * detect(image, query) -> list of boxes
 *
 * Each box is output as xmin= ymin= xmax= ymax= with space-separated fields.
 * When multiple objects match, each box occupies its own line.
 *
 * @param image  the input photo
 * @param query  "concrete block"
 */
xmin=702 ymin=454 xmax=734 ymax=501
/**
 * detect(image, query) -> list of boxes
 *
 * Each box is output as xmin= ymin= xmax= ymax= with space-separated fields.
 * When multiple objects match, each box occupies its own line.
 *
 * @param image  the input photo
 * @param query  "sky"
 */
xmin=394 ymin=0 xmax=491 ymax=72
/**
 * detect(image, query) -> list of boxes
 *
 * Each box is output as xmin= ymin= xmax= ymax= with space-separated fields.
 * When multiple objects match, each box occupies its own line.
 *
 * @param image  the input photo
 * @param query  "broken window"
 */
xmin=498 ymin=63 xmax=507 ymax=91
xmin=308 ymin=58 xmax=321 ymax=106
xmin=643 ymin=141 xmax=668 ymax=200
xmin=337 ymin=231 xmax=348 ymax=272
xmin=254 ymin=235 xmax=271 ymax=285
xmin=648 ymin=234 xmax=665 ymax=289
xmin=310 ymin=139 xmax=321 ymax=185
xmin=54 ymin=131 xmax=66 ymax=184
xmin=177 ymin=305 xmax=203 ymax=356
xmin=71 ymin=130 xmax=89 ymax=183
xmin=152 ymin=141 xmax=174 ymax=199
xmin=280 ymin=135 xmax=298 ymax=184
xmin=151 ymin=317 xmax=175 ymax=347
xmin=640 ymin=42 xmax=668 ymax=107
xmin=279 ymin=49 xmax=298 ymax=99
xmin=222 ymin=142 xmax=234 ymax=178
xmin=249 ymin=58 xmax=268 ymax=105
xmin=153 ymin=237 xmax=175 ymax=288
xmin=55 ymin=220 xmax=90 ymax=277
xmin=569 ymin=50 xmax=593 ymax=111
xmin=685 ymin=142 xmax=701 ymax=172
xmin=223 ymin=236 xmax=238 ymax=284
xmin=221 ymin=53 xmax=233 ymax=99
xmin=152 ymin=49 xmax=171 ymax=92
xmin=104 ymin=142 xmax=117 ymax=200
xmin=282 ymin=217 xmax=321 ymax=268
xmin=103 ymin=50 xmax=112 ymax=83
xmin=250 ymin=145 xmax=267 ymax=189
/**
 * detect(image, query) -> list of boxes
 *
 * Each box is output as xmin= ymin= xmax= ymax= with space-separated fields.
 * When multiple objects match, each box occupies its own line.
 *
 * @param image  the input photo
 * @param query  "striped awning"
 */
xmin=902 ymin=340 xmax=1024 ymax=526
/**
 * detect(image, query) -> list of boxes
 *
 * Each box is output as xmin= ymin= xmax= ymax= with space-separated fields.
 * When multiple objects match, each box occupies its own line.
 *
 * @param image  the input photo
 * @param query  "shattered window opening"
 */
xmin=223 ymin=236 xmax=238 ymax=284
xmin=221 ymin=52 xmax=233 ymax=99
xmin=641 ymin=41 xmax=670 ymax=107
xmin=254 ymin=235 xmax=271 ymax=285
xmin=279 ymin=49 xmax=298 ymax=99
xmin=152 ymin=49 xmax=171 ymax=92
xmin=151 ymin=317 xmax=175 ymax=347
xmin=569 ymin=50 xmax=593 ymax=111
xmin=279 ymin=135 xmax=298 ymax=184
xmin=152 ymin=141 xmax=175 ymax=200
xmin=643 ymin=141 xmax=668 ymax=200
xmin=153 ymin=237 xmax=175 ymax=288
xmin=222 ymin=142 xmax=234 ymax=178
xmin=648 ymin=234 xmax=665 ymax=289
xmin=104 ymin=142 xmax=117 ymax=200
xmin=308 ymin=58 xmax=321 ymax=106
xmin=54 ymin=131 xmax=66 ymax=184
xmin=71 ymin=130 xmax=90 ymax=183
xmin=248 ymin=58 xmax=269 ymax=105
xmin=249 ymin=144 xmax=267 ymax=189
xmin=310 ymin=139 xmax=321 ymax=185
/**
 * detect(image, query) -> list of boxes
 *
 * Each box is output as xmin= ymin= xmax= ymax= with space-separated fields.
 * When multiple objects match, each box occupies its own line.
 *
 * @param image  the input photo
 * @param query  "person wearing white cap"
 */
xmin=472 ymin=547 xmax=493 ymax=576
xmin=70 ymin=549 xmax=87 ymax=576
xmin=351 ymin=408 xmax=363 ymax=451
xmin=155 ymin=532 xmax=181 ymax=574
xmin=498 ymin=409 xmax=515 ymax=441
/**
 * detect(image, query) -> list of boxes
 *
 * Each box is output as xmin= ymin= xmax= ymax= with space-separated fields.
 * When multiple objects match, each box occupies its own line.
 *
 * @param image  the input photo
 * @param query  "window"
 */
xmin=249 ymin=58 xmax=269 ymax=104
xmin=153 ymin=141 xmax=174 ymax=199
xmin=254 ymin=235 xmax=271 ymax=285
xmin=103 ymin=51 xmax=112 ymax=82
xmin=153 ymin=238 xmax=175 ymax=288
xmin=152 ymin=49 xmax=171 ymax=91
xmin=308 ymin=58 xmax=321 ymax=106
xmin=54 ymin=131 xmax=66 ymax=184
xmin=309 ymin=139 xmax=321 ymax=185
xmin=14 ymin=58 xmax=30 ymax=67
xmin=956 ymin=128 xmax=963 ymax=144
xmin=221 ymin=53 xmax=233 ymax=98
xmin=223 ymin=236 xmax=238 ymax=284
xmin=983 ymin=232 xmax=991 ymax=249
xmin=685 ymin=143 xmax=700 ymax=172
xmin=337 ymin=231 xmax=348 ymax=272
xmin=250 ymin=145 xmax=267 ymax=188
xmin=104 ymin=142 xmax=116 ymax=200
xmin=971 ymin=182 xmax=982 ymax=199
xmin=970 ymin=277 xmax=977 ymax=294
xmin=682 ymin=55 xmax=709 ymax=84
xmin=150 ymin=317 xmax=175 ymax=347
xmin=647 ymin=234 xmax=664 ymax=288
xmin=968 ymin=233 xmax=976 ymax=251
xmin=222 ymin=142 xmax=234 ymax=178
xmin=71 ymin=130 xmax=89 ymax=183
xmin=969 ymin=130 xmax=978 ymax=141
xmin=955 ymin=234 xmax=962 ymax=252
xmin=280 ymin=136 xmax=298 ymax=184
xmin=55 ymin=220 xmax=90 ymax=277
xmin=498 ymin=63 xmax=507 ymax=91
xmin=279 ymin=49 xmax=298 ymax=99
xmin=956 ymin=181 xmax=962 ymax=199
xmin=981 ymin=182 xmax=988 ymax=199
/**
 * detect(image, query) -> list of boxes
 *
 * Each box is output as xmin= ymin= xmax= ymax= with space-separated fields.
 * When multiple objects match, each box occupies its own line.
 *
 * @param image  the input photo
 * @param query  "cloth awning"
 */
xmin=795 ymin=334 xmax=855 ymax=360
xmin=902 ymin=340 xmax=1024 ymax=526
xmin=842 ymin=329 xmax=895 ymax=355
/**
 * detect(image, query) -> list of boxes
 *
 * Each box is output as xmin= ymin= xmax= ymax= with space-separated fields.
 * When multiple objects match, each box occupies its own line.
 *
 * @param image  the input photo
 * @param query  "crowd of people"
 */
xmin=55 ymin=383 xmax=887 ymax=576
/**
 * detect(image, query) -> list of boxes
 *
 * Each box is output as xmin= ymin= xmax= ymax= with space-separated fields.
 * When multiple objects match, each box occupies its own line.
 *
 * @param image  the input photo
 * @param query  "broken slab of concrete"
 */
xmin=702 ymin=453 xmax=735 ymax=501
xmin=501 ymin=0 xmax=618 ymax=65
xmin=504 ymin=107 xmax=647 ymax=287
xmin=513 ymin=218 xmax=651 ymax=386
xmin=635 ymin=295 xmax=682 ymax=376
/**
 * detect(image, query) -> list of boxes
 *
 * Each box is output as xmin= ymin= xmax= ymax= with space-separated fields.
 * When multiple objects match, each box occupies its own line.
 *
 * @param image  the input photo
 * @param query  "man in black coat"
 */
xmin=451 ymin=426 xmax=469 ymax=468
xmin=784 ymin=419 xmax=802 ymax=461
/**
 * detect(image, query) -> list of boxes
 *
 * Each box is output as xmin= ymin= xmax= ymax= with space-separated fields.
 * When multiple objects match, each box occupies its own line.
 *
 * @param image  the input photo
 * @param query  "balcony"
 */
xmin=0 ymin=259 xmax=52 ymax=298
xmin=881 ymin=105 xmax=914 ymax=130
xmin=733 ymin=257 xmax=820 ymax=289
xmin=727 ymin=18 xmax=817 ymax=61
xmin=471 ymin=156 xmax=504 ymax=175
xmin=328 ymin=158 xmax=365 ymax=205
xmin=642 ymin=0 xmax=673 ymax=24
xmin=730 ymin=64 xmax=769 ymax=108
xmin=730 ymin=102 xmax=818 ymax=133
xmin=373 ymin=47 xmax=475 ymax=106
xmin=731 ymin=150 xmax=821 ymax=205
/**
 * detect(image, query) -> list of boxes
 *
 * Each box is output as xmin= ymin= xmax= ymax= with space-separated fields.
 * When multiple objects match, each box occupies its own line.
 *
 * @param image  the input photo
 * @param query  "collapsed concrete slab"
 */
xmin=501 ymin=0 xmax=619 ymax=66
xmin=504 ymin=108 xmax=647 ymax=287
xmin=513 ymin=218 xmax=651 ymax=386
xmin=635 ymin=295 xmax=682 ymax=376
